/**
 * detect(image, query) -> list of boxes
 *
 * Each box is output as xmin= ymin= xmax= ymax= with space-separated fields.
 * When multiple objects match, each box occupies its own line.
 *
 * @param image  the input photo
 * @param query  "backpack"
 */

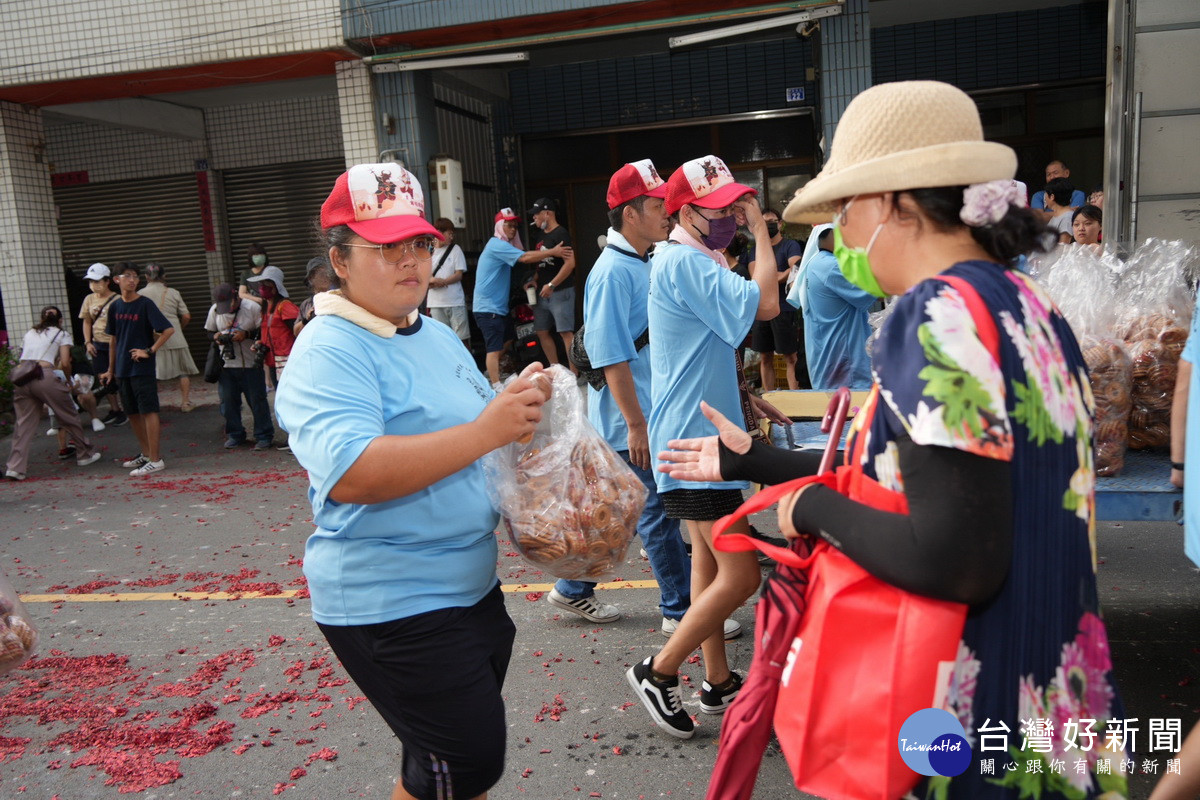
xmin=568 ymin=325 xmax=649 ymax=391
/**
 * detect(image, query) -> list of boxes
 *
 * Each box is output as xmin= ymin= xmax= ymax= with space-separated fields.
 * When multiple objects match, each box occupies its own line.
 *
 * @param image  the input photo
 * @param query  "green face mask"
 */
xmin=833 ymin=225 xmax=887 ymax=298
xmin=251 ymin=254 xmax=267 ymax=268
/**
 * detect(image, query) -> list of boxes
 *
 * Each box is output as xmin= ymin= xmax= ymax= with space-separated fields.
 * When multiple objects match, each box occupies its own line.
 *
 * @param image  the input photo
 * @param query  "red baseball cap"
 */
xmin=494 ymin=207 xmax=519 ymax=222
xmin=320 ymin=163 xmax=443 ymax=243
xmin=664 ymin=154 xmax=756 ymax=215
xmin=606 ymin=159 xmax=669 ymax=209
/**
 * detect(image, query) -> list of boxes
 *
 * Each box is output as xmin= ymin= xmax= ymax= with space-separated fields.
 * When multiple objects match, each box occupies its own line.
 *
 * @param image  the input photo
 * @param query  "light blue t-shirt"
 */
xmin=1181 ymin=301 xmax=1200 ymax=569
xmin=801 ymin=249 xmax=875 ymax=390
xmin=1031 ymin=188 xmax=1087 ymax=211
xmin=585 ymin=230 xmax=653 ymax=452
xmin=473 ymin=237 xmax=524 ymax=315
xmin=275 ymin=313 xmax=500 ymax=626
xmin=648 ymin=241 xmax=759 ymax=493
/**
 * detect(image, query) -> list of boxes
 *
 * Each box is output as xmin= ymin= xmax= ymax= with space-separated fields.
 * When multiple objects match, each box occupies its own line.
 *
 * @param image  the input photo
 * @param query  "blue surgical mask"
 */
xmin=251 ymin=254 xmax=267 ymax=268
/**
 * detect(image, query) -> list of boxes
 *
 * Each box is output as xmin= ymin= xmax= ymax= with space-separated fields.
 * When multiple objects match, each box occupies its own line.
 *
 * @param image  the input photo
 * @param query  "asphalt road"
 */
xmin=0 ymin=385 xmax=1197 ymax=799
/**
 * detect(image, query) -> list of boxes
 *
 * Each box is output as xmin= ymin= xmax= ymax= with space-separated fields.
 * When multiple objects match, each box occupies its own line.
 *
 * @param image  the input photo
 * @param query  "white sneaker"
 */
xmin=130 ymin=459 xmax=165 ymax=477
xmin=46 ymin=426 xmax=58 ymax=436
xmin=547 ymin=588 xmax=621 ymax=623
xmin=122 ymin=454 xmax=150 ymax=469
xmin=77 ymin=451 xmax=102 ymax=467
xmin=660 ymin=616 xmax=743 ymax=640
xmin=91 ymin=418 xmax=106 ymax=432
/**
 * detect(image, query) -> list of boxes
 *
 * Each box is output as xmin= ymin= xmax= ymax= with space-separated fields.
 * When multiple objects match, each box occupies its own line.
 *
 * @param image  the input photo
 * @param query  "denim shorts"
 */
xmin=533 ymin=285 xmax=575 ymax=332
xmin=473 ymin=311 xmax=513 ymax=353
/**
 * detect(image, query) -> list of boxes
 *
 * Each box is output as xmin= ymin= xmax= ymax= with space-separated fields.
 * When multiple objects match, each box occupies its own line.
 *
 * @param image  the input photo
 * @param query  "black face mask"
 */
xmin=766 ymin=222 xmax=780 ymax=238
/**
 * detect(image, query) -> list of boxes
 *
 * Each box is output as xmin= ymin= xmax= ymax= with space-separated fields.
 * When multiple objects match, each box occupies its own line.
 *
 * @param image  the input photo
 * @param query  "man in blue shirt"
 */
xmin=473 ymin=208 xmax=571 ymax=386
xmin=547 ymin=159 xmax=694 ymax=633
xmin=796 ymin=226 xmax=875 ymax=389
xmin=1030 ymin=160 xmax=1086 ymax=212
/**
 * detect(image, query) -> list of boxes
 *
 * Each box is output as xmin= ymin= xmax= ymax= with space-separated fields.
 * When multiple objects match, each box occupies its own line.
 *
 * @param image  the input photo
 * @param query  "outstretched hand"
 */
xmin=657 ymin=401 xmax=753 ymax=483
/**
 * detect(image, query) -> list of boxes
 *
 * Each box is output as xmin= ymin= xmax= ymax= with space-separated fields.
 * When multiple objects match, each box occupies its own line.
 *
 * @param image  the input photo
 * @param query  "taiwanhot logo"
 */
xmin=897 ymin=708 xmax=971 ymax=777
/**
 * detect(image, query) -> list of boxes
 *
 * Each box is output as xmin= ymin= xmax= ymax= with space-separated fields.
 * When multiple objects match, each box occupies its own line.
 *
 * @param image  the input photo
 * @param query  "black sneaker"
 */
xmin=109 ymin=413 xmax=129 ymax=427
xmin=101 ymin=411 xmax=118 ymax=425
xmin=625 ymin=657 xmax=694 ymax=739
xmin=700 ymin=671 xmax=744 ymax=715
xmin=58 ymin=445 xmax=78 ymax=460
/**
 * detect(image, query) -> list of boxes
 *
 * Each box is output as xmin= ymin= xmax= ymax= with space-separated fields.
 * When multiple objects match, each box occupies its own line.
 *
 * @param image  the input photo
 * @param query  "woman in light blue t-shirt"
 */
xmin=276 ymin=163 xmax=549 ymax=800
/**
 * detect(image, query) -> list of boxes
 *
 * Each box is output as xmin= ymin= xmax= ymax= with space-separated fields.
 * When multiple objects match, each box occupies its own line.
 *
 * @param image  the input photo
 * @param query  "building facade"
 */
xmin=0 ymin=0 xmax=1107 ymax=356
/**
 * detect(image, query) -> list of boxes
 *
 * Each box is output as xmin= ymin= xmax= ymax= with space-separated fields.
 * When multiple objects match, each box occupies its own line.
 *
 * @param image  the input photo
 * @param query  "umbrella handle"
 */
xmin=817 ymin=387 xmax=851 ymax=476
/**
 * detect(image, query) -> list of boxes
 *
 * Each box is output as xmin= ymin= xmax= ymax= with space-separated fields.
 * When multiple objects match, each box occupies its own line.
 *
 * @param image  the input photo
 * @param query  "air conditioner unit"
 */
xmin=434 ymin=157 xmax=467 ymax=229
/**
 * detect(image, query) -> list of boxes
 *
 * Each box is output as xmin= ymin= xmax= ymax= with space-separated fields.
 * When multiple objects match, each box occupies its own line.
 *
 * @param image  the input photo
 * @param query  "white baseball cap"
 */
xmin=85 ymin=262 xmax=110 ymax=281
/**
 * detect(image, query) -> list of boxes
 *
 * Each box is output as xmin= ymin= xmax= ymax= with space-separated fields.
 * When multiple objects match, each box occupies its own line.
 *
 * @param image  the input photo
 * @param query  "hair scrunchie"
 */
xmin=960 ymin=180 xmax=1028 ymax=228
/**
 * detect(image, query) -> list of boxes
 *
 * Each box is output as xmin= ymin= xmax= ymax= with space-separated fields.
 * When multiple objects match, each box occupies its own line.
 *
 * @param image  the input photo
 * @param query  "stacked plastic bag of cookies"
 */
xmin=1113 ymin=240 xmax=1196 ymax=451
xmin=484 ymin=365 xmax=647 ymax=581
xmin=1041 ymin=243 xmax=1131 ymax=475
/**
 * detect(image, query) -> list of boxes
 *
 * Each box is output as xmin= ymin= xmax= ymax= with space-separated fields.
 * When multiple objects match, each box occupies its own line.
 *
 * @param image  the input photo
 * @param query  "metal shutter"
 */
xmin=56 ymin=174 xmax=211 ymax=368
xmin=221 ymin=158 xmax=345 ymax=305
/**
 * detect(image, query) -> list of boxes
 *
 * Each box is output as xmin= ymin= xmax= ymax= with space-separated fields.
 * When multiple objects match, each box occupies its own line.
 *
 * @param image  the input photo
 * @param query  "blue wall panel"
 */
xmin=508 ymin=38 xmax=816 ymax=135
xmin=342 ymin=0 xmax=631 ymax=40
xmin=872 ymin=4 xmax=1107 ymax=90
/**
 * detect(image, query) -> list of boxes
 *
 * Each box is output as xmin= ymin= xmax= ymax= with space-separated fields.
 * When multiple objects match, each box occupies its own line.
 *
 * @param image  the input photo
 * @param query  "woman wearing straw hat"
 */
xmin=274 ymin=163 xmax=549 ymax=800
xmin=660 ymin=81 xmax=1128 ymax=798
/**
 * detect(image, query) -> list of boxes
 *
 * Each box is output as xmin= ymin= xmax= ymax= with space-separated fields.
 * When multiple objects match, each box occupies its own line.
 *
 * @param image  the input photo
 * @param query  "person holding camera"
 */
xmin=204 ymin=283 xmax=274 ymax=450
xmin=246 ymin=266 xmax=298 ymax=390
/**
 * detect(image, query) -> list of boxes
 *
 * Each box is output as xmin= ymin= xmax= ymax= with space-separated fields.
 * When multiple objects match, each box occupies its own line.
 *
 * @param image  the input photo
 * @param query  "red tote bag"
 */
xmin=713 ymin=412 xmax=967 ymax=799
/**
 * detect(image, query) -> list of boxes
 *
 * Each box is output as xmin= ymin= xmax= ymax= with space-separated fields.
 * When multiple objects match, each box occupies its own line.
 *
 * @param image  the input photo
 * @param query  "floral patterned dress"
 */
xmin=854 ymin=260 xmax=1127 ymax=800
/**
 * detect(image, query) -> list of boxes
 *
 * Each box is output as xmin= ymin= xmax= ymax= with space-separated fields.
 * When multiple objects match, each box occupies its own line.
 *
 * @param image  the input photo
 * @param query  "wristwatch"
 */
xmin=1172 ymin=461 xmax=1185 ymax=471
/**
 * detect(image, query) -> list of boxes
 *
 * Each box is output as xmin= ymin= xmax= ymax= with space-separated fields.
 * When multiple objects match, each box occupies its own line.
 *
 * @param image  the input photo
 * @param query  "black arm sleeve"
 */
xmin=718 ymin=437 xmax=840 ymax=485
xmin=792 ymin=437 xmax=1013 ymax=605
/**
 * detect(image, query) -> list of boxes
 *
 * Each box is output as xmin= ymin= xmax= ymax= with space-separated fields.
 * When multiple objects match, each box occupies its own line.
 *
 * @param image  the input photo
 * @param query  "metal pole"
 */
xmin=1129 ymin=91 xmax=1142 ymax=242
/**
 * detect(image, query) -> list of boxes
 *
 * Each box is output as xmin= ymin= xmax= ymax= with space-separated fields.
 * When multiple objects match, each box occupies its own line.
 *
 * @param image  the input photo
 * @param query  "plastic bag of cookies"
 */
xmin=1112 ymin=239 xmax=1197 ymax=450
xmin=1041 ymin=244 xmax=1131 ymax=473
xmin=483 ymin=365 xmax=647 ymax=581
xmin=0 ymin=567 xmax=38 ymax=677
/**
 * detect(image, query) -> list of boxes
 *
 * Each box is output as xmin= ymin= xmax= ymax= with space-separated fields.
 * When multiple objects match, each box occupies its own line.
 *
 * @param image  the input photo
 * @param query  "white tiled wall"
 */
xmin=336 ymin=61 xmax=379 ymax=167
xmin=0 ymin=102 xmax=68 ymax=339
xmin=206 ymin=95 xmax=343 ymax=170
xmin=0 ymin=1 xmax=343 ymax=86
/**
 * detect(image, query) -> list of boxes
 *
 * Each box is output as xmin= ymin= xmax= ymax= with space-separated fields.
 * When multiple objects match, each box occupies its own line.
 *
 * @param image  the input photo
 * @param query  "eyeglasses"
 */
xmin=345 ymin=236 xmax=436 ymax=263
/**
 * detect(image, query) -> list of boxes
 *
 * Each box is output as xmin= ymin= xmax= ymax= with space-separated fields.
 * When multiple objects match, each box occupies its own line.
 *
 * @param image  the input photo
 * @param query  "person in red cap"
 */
xmin=274 ymin=163 xmax=551 ymax=800
xmin=547 ymin=158 xmax=701 ymax=636
xmin=625 ymin=154 xmax=788 ymax=739
xmin=473 ymin=207 xmax=572 ymax=386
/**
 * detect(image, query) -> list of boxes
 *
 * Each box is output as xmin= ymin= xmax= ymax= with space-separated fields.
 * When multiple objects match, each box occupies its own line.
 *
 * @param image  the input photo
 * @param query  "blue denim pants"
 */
xmin=218 ymin=366 xmax=274 ymax=445
xmin=554 ymin=451 xmax=691 ymax=620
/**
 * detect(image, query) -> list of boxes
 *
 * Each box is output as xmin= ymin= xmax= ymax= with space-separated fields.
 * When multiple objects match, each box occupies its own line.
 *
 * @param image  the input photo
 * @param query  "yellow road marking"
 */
xmin=19 ymin=579 xmax=661 ymax=604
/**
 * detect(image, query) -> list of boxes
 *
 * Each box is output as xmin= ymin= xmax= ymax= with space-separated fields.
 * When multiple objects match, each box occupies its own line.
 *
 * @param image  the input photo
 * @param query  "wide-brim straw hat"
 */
xmin=783 ymin=81 xmax=1017 ymax=224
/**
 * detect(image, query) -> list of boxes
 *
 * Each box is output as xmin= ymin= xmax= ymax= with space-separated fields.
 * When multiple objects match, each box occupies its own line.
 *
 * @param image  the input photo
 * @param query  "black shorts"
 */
xmin=318 ymin=584 xmax=516 ymax=800
xmin=118 ymin=374 xmax=160 ymax=414
xmin=751 ymin=310 xmax=798 ymax=355
xmin=90 ymin=343 xmax=111 ymax=376
xmin=661 ymin=488 xmax=745 ymax=521
xmin=474 ymin=312 xmax=514 ymax=353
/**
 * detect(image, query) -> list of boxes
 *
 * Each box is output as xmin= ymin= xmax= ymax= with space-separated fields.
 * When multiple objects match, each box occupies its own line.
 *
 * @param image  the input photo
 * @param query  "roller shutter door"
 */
xmin=221 ymin=158 xmax=345 ymax=304
xmin=56 ymin=174 xmax=211 ymax=368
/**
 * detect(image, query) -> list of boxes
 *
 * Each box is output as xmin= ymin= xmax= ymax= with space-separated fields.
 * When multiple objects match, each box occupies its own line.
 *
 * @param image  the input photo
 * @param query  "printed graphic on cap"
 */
xmin=683 ymin=156 xmax=734 ymax=197
xmin=897 ymin=707 xmax=972 ymax=777
xmin=630 ymin=159 xmax=665 ymax=191
xmin=347 ymin=163 xmax=424 ymax=221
